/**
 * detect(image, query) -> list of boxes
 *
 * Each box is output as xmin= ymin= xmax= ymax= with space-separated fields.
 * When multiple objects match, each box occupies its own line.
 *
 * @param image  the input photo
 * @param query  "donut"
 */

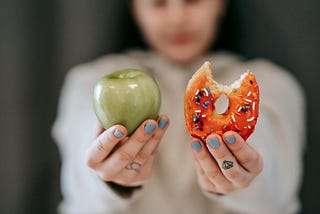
xmin=184 ymin=62 xmax=260 ymax=140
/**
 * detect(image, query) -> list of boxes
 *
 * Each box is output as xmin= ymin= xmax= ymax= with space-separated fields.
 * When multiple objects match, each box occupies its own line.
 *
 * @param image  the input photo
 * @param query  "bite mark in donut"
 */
xmin=184 ymin=62 xmax=260 ymax=140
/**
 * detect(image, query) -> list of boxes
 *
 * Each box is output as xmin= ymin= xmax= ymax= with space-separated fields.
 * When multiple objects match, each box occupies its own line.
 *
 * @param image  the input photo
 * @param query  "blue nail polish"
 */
xmin=158 ymin=118 xmax=168 ymax=129
xmin=145 ymin=123 xmax=156 ymax=134
xmin=192 ymin=141 xmax=202 ymax=151
xmin=114 ymin=129 xmax=124 ymax=138
xmin=208 ymin=137 xmax=220 ymax=148
xmin=225 ymin=135 xmax=236 ymax=144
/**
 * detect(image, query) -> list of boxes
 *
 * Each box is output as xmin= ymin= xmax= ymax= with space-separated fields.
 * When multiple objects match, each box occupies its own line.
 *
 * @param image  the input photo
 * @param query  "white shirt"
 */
xmin=52 ymin=50 xmax=306 ymax=214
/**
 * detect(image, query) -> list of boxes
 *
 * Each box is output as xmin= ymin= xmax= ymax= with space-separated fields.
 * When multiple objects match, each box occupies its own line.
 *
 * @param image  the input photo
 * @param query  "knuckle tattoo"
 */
xmin=125 ymin=161 xmax=142 ymax=173
xmin=221 ymin=160 xmax=234 ymax=170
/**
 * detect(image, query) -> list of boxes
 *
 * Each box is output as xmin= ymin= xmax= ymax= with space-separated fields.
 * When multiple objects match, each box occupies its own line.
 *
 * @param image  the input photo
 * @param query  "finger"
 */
xmin=135 ymin=115 xmax=170 ymax=164
xmin=206 ymin=134 xmax=252 ymax=188
xmin=85 ymin=125 xmax=127 ymax=167
xmin=193 ymin=156 xmax=217 ymax=192
xmin=98 ymin=119 xmax=158 ymax=179
xmin=190 ymin=138 xmax=232 ymax=188
xmin=223 ymin=131 xmax=263 ymax=175
xmin=93 ymin=124 xmax=105 ymax=138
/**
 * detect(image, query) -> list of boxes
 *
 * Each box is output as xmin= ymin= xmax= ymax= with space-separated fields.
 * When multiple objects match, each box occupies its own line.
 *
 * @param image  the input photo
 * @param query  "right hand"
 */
xmin=85 ymin=115 xmax=169 ymax=187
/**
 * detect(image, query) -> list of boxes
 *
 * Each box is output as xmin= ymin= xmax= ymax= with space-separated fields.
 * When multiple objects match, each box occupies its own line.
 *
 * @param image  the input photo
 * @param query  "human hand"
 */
xmin=190 ymin=131 xmax=263 ymax=195
xmin=85 ymin=115 xmax=169 ymax=187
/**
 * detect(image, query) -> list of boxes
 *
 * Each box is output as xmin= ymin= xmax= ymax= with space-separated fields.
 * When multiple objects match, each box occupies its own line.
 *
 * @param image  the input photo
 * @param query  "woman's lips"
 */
xmin=168 ymin=34 xmax=193 ymax=45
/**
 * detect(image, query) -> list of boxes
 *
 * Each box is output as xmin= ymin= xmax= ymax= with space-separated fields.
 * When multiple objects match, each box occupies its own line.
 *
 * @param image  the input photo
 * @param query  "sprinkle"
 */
xmin=247 ymin=91 xmax=252 ymax=97
xmin=210 ymin=97 xmax=214 ymax=101
xmin=203 ymin=87 xmax=210 ymax=96
xmin=195 ymin=110 xmax=201 ymax=113
xmin=196 ymin=102 xmax=200 ymax=105
xmin=235 ymin=124 xmax=240 ymax=130
xmin=193 ymin=114 xmax=200 ymax=123
xmin=237 ymin=106 xmax=242 ymax=112
xmin=204 ymin=101 xmax=210 ymax=105
xmin=248 ymin=125 xmax=252 ymax=129
xmin=252 ymin=102 xmax=256 ymax=111
xmin=247 ymin=116 xmax=255 ymax=122
xmin=194 ymin=126 xmax=199 ymax=130
xmin=211 ymin=128 xmax=215 ymax=133
xmin=241 ymin=106 xmax=248 ymax=112
xmin=245 ymin=98 xmax=252 ymax=103
xmin=235 ymin=112 xmax=241 ymax=116
xmin=202 ymin=104 xmax=208 ymax=109
xmin=201 ymin=114 xmax=206 ymax=118
xmin=231 ymin=114 xmax=236 ymax=123
xmin=223 ymin=125 xmax=227 ymax=131
xmin=197 ymin=95 xmax=201 ymax=99
xmin=195 ymin=89 xmax=200 ymax=95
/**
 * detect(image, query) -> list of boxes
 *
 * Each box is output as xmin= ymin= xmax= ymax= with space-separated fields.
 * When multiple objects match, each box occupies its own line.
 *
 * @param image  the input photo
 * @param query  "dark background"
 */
xmin=1 ymin=0 xmax=319 ymax=213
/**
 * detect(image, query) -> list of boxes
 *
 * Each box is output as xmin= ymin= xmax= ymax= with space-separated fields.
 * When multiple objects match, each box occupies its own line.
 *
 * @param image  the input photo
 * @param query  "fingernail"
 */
xmin=225 ymin=135 xmax=236 ymax=144
xmin=208 ymin=137 xmax=220 ymax=148
xmin=192 ymin=141 xmax=202 ymax=152
xmin=144 ymin=123 xmax=156 ymax=134
xmin=158 ymin=118 xmax=168 ymax=129
xmin=114 ymin=129 xmax=124 ymax=138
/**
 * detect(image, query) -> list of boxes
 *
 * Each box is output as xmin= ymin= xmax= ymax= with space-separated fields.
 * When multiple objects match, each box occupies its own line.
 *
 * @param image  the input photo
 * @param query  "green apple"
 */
xmin=93 ymin=69 xmax=161 ymax=135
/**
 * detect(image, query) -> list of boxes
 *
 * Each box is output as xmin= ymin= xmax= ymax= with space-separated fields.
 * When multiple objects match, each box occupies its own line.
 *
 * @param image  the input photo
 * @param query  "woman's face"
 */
xmin=132 ymin=0 xmax=225 ymax=64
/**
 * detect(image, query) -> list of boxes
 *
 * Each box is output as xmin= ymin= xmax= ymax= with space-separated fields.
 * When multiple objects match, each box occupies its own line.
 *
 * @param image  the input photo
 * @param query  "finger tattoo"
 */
xmin=222 ymin=160 xmax=234 ymax=170
xmin=125 ymin=161 xmax=142 ymax=173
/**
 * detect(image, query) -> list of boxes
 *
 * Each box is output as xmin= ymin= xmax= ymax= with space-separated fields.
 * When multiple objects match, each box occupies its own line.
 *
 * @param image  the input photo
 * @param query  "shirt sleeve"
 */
xmin=51 ymin=56 xmax=144 ymax=213
xmin=204 ymin=60 xmax=306 ymax=214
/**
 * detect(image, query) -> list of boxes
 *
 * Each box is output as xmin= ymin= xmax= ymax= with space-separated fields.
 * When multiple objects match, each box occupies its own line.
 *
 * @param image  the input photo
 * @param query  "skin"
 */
xmin=85 ymin=0 xmax=263 ymax=194
xmin=86 ymin=115 xmax=169 ymax=186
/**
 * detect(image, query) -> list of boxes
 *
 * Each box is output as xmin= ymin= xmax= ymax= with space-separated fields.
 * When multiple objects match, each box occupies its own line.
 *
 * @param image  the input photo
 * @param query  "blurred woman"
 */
xmin=52 ymin=0 xmax=305 ymax=213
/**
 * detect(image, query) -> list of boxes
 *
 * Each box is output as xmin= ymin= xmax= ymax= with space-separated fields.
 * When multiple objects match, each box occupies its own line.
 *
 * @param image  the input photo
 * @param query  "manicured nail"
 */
xmin=225 ymin=135 xmax=236 ymax=144
xmin=114 ymin=129 xmax=124 ymax=138
xmin=158 ymin=118 xmax=168 ymax=129
xmin=144 ymin=123 xmax=156 ymax=134
xmin=192 ymin=141 xmax=202 ymax=152
xmin=208 ymin=137 xmax=220 ymax=148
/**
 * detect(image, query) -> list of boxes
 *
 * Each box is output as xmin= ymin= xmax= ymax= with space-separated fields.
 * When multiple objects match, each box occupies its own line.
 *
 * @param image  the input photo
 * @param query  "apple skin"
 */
xmin=93 ymin=69 xmax=161 ymax=135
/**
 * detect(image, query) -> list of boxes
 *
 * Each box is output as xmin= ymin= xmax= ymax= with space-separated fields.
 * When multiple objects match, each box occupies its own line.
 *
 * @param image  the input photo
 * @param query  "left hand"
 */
xmin=190 ymin=131 xmax=263 ymax=195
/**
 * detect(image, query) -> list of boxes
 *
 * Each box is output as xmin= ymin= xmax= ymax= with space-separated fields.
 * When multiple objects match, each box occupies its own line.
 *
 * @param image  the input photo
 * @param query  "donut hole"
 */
xmin=215 ymin=94 xmax=229 ymax=115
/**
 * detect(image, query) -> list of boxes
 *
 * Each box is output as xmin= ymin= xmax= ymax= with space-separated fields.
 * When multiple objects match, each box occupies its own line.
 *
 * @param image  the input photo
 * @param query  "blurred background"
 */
xmin=1 ymin=0 xmax=319 ymax=213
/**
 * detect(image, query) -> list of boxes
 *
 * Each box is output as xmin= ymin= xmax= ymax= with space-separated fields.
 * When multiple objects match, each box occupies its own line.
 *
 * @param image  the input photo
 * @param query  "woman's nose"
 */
xmin=166 ymin=1 xmax=187 ymax=26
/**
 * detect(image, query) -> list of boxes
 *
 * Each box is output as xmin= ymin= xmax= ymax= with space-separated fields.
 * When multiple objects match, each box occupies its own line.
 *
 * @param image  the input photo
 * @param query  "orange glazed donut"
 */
xmin=184 ymin=62 xmax=260 ymax=140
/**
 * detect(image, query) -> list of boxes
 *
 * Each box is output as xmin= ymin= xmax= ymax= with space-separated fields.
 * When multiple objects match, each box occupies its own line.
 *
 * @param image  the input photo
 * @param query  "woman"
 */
xmin=52 ymin=0 xmax=305 ymax=213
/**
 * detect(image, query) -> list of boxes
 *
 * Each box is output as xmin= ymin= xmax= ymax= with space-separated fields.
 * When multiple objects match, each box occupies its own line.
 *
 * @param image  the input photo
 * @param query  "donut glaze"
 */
xmin=184 ymin=62 xmax=260 ymax=140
